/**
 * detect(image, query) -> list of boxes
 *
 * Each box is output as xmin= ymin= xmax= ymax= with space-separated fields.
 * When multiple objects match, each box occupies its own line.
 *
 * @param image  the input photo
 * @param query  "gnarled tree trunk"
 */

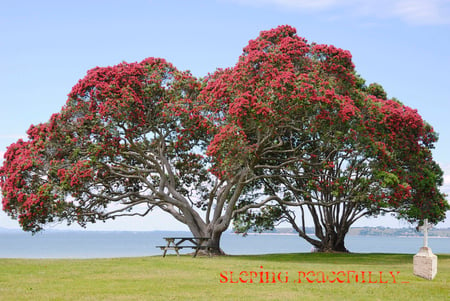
xmin=282 ymin=205 xmax=357 ymax=253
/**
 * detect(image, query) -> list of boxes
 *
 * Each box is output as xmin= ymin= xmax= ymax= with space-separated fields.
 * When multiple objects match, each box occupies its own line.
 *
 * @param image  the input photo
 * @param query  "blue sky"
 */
xmin=1 ymin=0 xmax=449 ymax=230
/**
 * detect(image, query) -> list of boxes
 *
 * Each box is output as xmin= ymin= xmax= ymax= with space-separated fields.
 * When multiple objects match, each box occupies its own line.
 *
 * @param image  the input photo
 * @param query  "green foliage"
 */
xmin=233 ymin=204 xmax=284 ymax=235
xmin=376 ymin=171 xmax=400 ymax=187
xmin=367 ymin=82 xmax=387 ymax=100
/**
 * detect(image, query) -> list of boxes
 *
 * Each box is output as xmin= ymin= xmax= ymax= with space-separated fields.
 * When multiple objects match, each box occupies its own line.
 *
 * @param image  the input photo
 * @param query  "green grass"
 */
xmin=0 ymin=253 xmax=448 ymax=300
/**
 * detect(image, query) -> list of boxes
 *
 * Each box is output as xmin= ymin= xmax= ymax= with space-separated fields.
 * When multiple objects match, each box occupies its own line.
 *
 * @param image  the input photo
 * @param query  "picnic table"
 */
xmin=156 ymin=237 xmax=212 ymax=257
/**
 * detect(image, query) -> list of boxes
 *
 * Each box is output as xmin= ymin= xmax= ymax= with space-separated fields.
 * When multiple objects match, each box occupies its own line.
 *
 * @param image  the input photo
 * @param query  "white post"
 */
xmin=422 ymin=219 xmax=429 ymax=248
xmin=414 ymin=218 xmax=437 ymax=280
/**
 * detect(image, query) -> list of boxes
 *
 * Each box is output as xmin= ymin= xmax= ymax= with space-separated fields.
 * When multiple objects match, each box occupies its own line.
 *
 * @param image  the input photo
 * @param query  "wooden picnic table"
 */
xmin=156 ymin=237 xmax=211 ymax=257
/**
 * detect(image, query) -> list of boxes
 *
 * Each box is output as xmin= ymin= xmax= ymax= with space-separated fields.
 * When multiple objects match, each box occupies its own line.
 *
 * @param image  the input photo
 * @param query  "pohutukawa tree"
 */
xmin=1 ymin=26 xmax=448 ymax=254
xmin=204 ymin=25 xmax=448 ymax=252
xmin=0 ymin=57 xmax=278 ymax=254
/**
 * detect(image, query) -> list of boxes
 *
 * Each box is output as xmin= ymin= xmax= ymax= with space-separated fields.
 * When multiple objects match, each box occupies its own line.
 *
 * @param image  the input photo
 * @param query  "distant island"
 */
xmin=240 ymin=226 xmax=450 ymax=238
xmin=348 ymin=226 xmax=450 ymax=237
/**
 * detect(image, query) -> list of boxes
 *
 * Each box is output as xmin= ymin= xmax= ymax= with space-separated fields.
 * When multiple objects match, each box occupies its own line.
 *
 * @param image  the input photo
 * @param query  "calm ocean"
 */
xmin=0 ymin=230 xmax=448 ymax=258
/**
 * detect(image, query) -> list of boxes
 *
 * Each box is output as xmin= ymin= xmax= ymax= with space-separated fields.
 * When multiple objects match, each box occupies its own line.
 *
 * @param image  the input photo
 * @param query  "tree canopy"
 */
xmin=0 ymin=57 xmax=281 ymax=254
xmin=1 ymin=25 xmax=448 ymax=253
xmin=202 ymin=25 xmax=448 ymax=251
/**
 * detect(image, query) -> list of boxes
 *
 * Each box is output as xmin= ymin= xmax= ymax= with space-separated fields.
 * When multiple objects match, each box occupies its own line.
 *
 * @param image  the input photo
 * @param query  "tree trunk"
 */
xmin=299 ymin=228 xmax=349 ymax=253
xmin=183 ymin=212 xmax=226 ymax=256
xmin=206 ymin=229 xmax=226 ymax=255
xmin=283 ymin=207 xmax=350 ymax=253
xmin=316 ymin=230 xmax=349 ymax=252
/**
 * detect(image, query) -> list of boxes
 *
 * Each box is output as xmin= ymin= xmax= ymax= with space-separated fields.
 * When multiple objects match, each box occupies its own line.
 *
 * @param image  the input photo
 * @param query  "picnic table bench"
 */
xmin=156 ymin=237 xmax=212 ymax=257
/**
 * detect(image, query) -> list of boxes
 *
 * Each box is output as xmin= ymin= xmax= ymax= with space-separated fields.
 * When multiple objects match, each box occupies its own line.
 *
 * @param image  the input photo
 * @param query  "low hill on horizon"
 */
xmin=243 ymin=226 xmax=450 ymax=237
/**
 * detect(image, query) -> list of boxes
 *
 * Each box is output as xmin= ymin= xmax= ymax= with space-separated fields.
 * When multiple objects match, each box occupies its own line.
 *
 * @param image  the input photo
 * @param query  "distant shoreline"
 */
xmin=234 ymin=226 xmax=450 ymax=238
xmin=234 ymin=232 xmax=450 ymax=239
xmin=1 ymin=226 xmax=450 ymax=238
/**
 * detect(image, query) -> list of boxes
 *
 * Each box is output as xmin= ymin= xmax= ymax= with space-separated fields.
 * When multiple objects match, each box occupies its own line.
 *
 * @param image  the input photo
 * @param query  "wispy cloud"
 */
xmin=230 ymin=0 xmax=450 ymax=25
xmin=392 ymin=0 xmax=450 ymax=25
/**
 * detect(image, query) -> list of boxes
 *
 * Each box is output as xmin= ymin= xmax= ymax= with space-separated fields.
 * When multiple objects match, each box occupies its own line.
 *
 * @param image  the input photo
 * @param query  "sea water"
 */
xmin=0 ymin=230 xmax=448 ymax=258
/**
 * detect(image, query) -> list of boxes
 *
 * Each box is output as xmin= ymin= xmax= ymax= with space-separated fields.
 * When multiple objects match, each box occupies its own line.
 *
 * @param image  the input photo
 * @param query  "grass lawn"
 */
xmin=0 ymin=253 xmax=448 ymax=300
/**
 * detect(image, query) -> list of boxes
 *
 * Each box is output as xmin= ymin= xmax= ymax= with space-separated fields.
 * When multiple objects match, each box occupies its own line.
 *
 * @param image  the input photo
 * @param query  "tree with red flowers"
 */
xmin=0 ymin=57 xmax=279 ymax=254
xmin=1 ymin=26 xmax=448 ymax=254
xmin=203 ymin=25 xmax=448 ymax=252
